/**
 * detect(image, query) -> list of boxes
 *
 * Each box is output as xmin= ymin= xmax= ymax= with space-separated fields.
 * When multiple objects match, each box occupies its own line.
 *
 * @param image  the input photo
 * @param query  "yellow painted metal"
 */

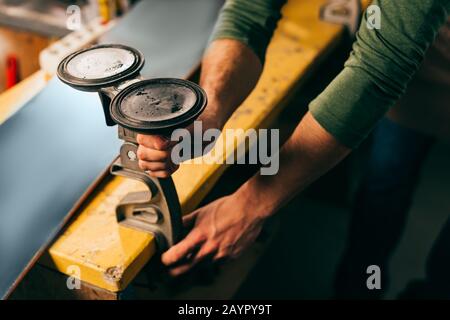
xmin=43 ymin=177 xmax=156 ymax=292
xmin=41 ymin=0 xmax=366 ymax=292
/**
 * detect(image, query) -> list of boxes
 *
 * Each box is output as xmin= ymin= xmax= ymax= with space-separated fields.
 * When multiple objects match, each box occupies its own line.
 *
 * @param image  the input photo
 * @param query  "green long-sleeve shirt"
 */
xmin=211 ymin=0 xmax=450 ymax=148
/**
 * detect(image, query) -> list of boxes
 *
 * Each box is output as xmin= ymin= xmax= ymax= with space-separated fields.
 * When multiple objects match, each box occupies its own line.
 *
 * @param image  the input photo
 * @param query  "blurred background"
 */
xmin=0 ymin=0 xmax=139 ymax=93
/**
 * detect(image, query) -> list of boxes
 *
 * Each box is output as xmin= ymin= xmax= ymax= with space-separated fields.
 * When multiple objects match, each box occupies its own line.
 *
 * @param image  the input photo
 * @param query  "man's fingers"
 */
xmin=145 ymin=170 xmax=176 ymax=179
xmin=168 ymin=245 xmax=218 ymax=277
xmin=136 ymin=134 xmax=172 ymax=150
xmin=213 ymin=250 xmax=230 ymax=264
xmin=137 ymin=145 xmax=169 ymax=162
xmin=167 ymin=263 xmax=193 ymax=277
xmin=182 ymin=211 xmax=199 ymax=229
xmin=142 ymin=163 xmax=179 ymax=178
xmin=161 ymin=231 xmax=206 ymax=266
xmin=138 ymin=160 xmax=170 ymax=172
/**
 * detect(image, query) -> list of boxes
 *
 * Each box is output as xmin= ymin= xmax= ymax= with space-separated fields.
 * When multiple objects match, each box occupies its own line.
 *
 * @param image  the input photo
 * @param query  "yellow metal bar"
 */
xmin=42 ymin=176 xmax=156 ymax=292
xmin=42 ymin=0 xmax=363 ymax=292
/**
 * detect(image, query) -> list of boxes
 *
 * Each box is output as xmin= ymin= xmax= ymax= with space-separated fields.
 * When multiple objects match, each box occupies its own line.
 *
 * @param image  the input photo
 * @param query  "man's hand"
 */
xmin=136 ymin=39 xmax=262 ymax=178
xmin=161 ymin=194 xmax=266 ymax=276
xmin=136 ymin=134 xmax=179 ymax=178
xmin=161 ymin=112 xmax=351 ymax=276
xmin=135 ymin=116 xmax=219 ymax=178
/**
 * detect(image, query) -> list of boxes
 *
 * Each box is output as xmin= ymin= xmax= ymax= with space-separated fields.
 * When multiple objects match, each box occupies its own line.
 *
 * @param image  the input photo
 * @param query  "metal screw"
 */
xmin=127 ymin=150 xmax=137 ymax=161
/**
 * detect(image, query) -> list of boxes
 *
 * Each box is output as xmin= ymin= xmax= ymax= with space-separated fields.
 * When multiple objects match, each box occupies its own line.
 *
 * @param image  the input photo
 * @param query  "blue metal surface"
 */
xmin=0 ymin=0 xmax=222 ymax=299
xmin=0 ymin=78 xmax=121 ymax=298
xmin=100 ymin=0 xmax=222 ymax=79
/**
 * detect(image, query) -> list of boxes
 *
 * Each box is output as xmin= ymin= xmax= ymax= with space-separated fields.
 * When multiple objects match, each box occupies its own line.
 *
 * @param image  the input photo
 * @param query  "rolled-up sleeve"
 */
xmin=210 ymin=0 xmax=287 ymax=63
xmin=309 ymin=0 xmax=450 ymax=148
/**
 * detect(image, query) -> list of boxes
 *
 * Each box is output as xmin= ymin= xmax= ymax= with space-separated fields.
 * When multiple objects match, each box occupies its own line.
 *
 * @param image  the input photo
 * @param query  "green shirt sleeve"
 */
xmin=210 ymin=0 xmax=287 ymax=63
xmin=309 ymin=0 xmax=450 ymax=148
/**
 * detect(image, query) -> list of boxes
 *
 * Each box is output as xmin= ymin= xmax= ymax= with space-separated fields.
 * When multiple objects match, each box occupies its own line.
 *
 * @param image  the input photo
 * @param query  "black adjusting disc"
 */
xmin=57 ymin=44 xmax=145 ymax=91
xmin=110 ymin=78 xmax=207 ymax=134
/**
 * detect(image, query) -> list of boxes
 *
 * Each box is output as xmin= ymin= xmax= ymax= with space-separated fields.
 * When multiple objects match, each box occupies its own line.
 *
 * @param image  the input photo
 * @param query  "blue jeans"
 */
xmin=335 ymin=118 xmax=436 ymax=299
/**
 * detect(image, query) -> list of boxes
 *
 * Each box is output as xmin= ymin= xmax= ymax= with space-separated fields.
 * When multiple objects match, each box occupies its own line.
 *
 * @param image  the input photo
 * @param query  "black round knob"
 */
xmin=110 ymin=78 xmax=207 ymax=135
xmin=57 ymin=44 xmax=145 ymax=91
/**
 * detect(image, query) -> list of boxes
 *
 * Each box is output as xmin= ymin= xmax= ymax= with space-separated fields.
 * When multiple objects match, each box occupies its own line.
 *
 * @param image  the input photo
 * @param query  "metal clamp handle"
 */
xmin=110 ymin=134 xmax=182 ymax=251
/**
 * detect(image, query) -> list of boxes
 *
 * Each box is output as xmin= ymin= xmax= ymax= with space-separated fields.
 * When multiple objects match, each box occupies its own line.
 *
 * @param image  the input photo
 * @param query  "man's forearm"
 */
xmin=198 ymin=39 xmax=263 ymax=129
xmin=234 ymin=112 xmax=351 ymax=218
xmin=309 ymin=0 xmax=449 ymax=148
xmin=135 ymin=39 xmax=263 ymax=176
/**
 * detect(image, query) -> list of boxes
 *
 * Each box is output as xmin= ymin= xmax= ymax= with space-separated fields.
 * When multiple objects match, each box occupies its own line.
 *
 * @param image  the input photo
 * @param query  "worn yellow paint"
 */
xmin=40 ymin=0 xmax=369 ymax=292
xmin=43 ymin=176 xmax=156 ymax=292
xmin=0 ymin=70 xmax=48 ymax=124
